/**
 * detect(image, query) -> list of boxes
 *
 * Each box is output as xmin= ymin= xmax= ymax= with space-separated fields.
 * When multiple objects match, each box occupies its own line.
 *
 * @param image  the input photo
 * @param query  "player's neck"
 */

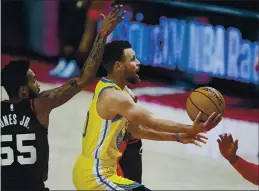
xmin=9 ymin=96 xmax=25 ymax=103
xmin=105 ymin=74 xmax=126 ymax=90
xmin=9 ymin=92 xmax=30 ymax=102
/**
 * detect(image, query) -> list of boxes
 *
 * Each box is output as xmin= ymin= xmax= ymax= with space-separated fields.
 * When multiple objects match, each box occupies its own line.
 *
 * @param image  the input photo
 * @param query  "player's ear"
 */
xmin=19 ymin=86 xmax=28 ymax=96
xmin=114 ymin=61 xmax=122 ymax=71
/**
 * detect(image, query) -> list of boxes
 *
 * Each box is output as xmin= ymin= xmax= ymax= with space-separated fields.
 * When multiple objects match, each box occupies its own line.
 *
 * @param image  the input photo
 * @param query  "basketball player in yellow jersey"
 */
xmin=72 ymin=41 xmax=222 ymax=190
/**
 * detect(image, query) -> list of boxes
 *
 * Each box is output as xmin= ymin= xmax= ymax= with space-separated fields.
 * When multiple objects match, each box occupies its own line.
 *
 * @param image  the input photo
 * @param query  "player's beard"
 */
xmin=126 ymin=75 xmax=140 ymax=84
xmin=28 ymin=88 xmax=38 ymax=99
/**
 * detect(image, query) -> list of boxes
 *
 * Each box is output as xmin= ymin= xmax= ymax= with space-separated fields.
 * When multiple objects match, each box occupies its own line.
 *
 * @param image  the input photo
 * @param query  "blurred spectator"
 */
xmin=217 ymin=134 xmax=259 ymax=185
xmin=50 ymin=0 xmax=114 ymax=78
xmin=49 ymin=0 xmax=91 ymax=78
xmin=49 ymin=0 xmax=133 ymax=78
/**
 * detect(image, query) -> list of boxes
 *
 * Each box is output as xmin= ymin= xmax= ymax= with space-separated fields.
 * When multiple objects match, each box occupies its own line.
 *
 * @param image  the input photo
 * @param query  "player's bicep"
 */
xmin=97 ymin=89 xmax=134 ymax=119
xmin=104 ymin=90 xmax=155 ymax=125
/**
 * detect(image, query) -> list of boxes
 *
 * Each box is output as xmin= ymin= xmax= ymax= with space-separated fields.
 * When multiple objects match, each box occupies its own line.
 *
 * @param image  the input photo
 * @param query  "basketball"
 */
xmin=186 ymin=87 xmax=225 ymax=122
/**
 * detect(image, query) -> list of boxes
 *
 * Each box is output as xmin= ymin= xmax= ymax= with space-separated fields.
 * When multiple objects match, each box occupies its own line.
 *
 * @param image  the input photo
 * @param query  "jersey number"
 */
xmin=1 ymin=134 xmax=37 ymax=166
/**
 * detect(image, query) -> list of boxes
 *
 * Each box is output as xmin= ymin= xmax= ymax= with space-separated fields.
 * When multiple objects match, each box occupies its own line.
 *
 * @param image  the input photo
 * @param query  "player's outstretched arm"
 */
xmin=218 ymin=134 xmax=259 ymax=185
xmin=127 ymin=124 xmax=208 ymax=147
xmin=98 ymin=89 xmax=221 ymax=134
xmin=38 ymin=5 xmax=125 ymax=110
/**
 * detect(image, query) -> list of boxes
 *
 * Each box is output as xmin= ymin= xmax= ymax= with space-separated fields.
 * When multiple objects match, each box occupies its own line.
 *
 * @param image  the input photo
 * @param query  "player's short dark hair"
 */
xmin=1 ymin=60 xmax=30 ymax=98
xmin=102 ymin=40 xmax=132 ymax=73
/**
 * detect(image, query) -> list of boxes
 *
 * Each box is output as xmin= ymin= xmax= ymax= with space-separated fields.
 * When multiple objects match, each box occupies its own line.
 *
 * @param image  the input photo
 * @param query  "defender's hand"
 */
xmin=99 ymin=5 xmax=125 ymax=37
xmin=217 ymin=134 xmax=238 ymax=163
xmin=192 ymin=112 xmax=222 ymax=134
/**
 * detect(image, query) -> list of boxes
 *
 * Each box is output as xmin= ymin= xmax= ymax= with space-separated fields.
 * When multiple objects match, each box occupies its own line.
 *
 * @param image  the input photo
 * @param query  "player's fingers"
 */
xmin=204 ymin=112 xmax=217 ymax=130
xmin=116 ymin=10 xmax=126 ymax=22
xmin=211 ymin=114 xmax=222 ymax=127
xmin=106 ymin=5 xmax=117 ymax=18
xmin=99 ymin=13 xmax=106 ymax=21
xmin=196 ymin=137 xmax=207 ymax=144
xmin=232 ymin=141 xmax=238 ymax=154
xmin=219 ymin=134 xmax=224 ymax=140
xmin=119 ymin=10 xmax=126 ymax=17
xmin=110 ymin=9 xmax=125 ymax=23
xmin=194 ymin=112 xmax=202 ymax=124
xmin=217 ymin=139 xmax=221 ymax=144
xmin=197 ymin=134 xmax=208 ymax=140
xmin=115 ymin=14 xmax=125 ymax=23
xmin=225 ymin=134 xmax=232 ymax=145
xmin=110 ymin=10 xmax=125 ymax=24
xmin=222 ymin=133 xmax=228 ymax=143
xmin=229 ymin=134 xmax=234 ymax=143
xmin=110 ymin=4 xmax=123 ymax=17
xmin=194 ymin=141 xmax=202 ymax=147
xmin=234 ymin=139 xmax=238 ymax=148
xmin=195 ymin=135 xmax=207 ymax=143
xmin=110 ymin=4 xmax=119 ymax=15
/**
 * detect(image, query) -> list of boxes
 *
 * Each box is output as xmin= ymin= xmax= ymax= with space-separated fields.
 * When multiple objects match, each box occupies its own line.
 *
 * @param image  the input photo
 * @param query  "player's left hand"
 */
xmin=179 ymin=133 xmax=208 ymax=147
xmin=99 ymin=4 xmax=126 ymax=37
xmin=217 ymin=133 xmax=238 ymax=163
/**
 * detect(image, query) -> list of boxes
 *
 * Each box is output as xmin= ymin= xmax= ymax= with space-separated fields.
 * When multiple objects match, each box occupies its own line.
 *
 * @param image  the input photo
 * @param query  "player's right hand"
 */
xmin=179 ymin=133 xmax=208 ymax=147
xmin=192 ymin=112 xmax=222 ymax=134
xmin=99 ymin=4 xmax=125 ymax=37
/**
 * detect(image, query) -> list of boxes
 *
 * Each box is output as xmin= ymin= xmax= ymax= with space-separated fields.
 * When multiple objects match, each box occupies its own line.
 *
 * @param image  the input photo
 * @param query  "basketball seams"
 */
xmin=210 ymin=88 xmax=225 ymax=114
xmin=193 ymin=90 xmax=221 ymax=113
xmin=188 ymin=97 xmax=210 ymax=117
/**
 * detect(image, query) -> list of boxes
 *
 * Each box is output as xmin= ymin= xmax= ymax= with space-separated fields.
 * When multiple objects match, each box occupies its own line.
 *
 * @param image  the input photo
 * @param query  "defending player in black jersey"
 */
xmin=1 ymin=6 xmax=125 ymax=191
xmin=118 ymin=87 xmax=143 ymax=183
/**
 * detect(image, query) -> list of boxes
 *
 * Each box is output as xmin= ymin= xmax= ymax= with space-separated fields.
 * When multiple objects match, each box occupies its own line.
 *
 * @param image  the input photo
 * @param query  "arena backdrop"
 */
xmin=2 ymin=0 xmax=259 ymax=101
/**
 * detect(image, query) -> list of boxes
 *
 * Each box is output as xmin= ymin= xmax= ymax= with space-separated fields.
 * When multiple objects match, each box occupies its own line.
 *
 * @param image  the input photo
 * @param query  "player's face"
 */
xmin=121 ymin=48 xmax=141 ymax=84
xmin=26 ymin=69 xmax=40 ymax=98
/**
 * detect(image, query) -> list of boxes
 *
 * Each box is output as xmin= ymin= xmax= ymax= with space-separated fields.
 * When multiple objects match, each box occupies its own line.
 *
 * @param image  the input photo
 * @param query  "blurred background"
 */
xmin=1 ymin=0 xmax=259 ymax=189
xmin=2 ymin=0 xmax=259 ymax=106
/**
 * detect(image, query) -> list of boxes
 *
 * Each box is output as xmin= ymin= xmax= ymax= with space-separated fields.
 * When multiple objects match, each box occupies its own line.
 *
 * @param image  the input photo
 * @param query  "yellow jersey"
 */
xmin=81 ymin=77 xmax=128 ymax=163
xmin=73 ymin=78 xmax=143 ymax=190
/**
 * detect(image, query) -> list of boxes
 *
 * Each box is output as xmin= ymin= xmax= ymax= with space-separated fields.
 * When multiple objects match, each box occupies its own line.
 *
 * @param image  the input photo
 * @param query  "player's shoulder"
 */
xmin=99 ymin=87 xmax=132 ymax=105
xmin=99 ymin=87 xmax=121 ymax=100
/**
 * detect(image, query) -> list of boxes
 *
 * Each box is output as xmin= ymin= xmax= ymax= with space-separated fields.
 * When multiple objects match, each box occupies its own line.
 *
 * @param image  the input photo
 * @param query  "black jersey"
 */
xmin=1 ymin=99 xmax=49 ymax=190
xmin=119 ymin=136 xmax=143 ymax=184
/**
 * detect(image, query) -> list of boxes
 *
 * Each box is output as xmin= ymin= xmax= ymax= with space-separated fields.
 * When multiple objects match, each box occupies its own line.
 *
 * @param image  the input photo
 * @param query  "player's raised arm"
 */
xmin=38 ymin=5 xmax=125 ymax=110
xmin=97 ymin=88 xmax=222 ymax=135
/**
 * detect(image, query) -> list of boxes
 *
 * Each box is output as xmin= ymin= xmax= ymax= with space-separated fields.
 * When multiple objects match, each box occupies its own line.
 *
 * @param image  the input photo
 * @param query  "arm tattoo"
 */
xmin=39 ymin=78 xmax=81 ymax=109
xmin=69 ymin=79 xmax=78 ymax=87
xmin=80 ymin=33 xmax=106 ymax=81
xmin=39 ymin=33 xmax=106 ymax=110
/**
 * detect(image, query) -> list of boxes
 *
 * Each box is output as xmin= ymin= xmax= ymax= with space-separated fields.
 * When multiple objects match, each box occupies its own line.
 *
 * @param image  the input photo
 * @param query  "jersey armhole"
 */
xmin=30 ymin=99 xmax=48 ymax=131
xmin=97 ymin=86 xmax=118 ymax=98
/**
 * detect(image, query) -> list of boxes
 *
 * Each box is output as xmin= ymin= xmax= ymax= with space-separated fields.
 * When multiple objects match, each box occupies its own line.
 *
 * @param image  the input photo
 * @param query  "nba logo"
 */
xmin=10 ymin=104 xmax=14 ymax=111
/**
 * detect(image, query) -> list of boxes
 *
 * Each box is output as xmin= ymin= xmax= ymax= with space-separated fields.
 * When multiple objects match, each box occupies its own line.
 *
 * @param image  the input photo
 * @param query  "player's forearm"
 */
xmin=79 ymin=32 xmax=106 ymax=86
xmin=130 ymin=125 xmax=178 ymax=141
xmin=147 ymin=117 xmax=192 ymax=134
xmin=230 ymin=156 xmax=259 ymax=185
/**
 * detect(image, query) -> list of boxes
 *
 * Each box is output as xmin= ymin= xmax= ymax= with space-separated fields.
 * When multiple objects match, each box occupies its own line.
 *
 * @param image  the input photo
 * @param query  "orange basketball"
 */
xmin=186 ymin=87 xmax=225 ymax=122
